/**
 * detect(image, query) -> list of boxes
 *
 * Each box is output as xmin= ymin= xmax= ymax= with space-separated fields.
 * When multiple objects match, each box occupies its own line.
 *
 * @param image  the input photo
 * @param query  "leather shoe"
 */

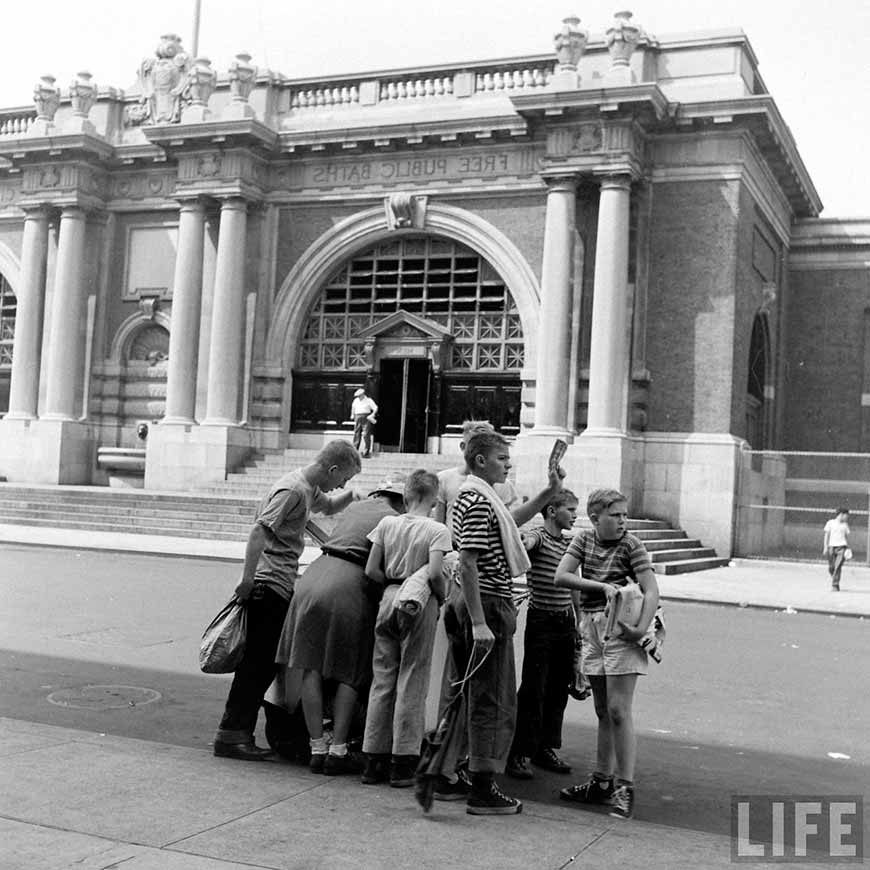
xmin=213 ymin=740 xmax=273 ymax=761
xmin=532 ymin=747 xmax=572 ymax=773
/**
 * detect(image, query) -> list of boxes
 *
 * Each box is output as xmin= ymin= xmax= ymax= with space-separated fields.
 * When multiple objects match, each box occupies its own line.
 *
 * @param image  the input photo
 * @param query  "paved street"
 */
xmin=1 ymin=543 xmax=868 ymax=868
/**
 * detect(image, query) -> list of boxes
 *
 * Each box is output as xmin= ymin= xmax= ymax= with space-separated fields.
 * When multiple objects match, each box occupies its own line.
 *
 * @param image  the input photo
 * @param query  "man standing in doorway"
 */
xmin=351 ymin=387 xmax=378 ymax=458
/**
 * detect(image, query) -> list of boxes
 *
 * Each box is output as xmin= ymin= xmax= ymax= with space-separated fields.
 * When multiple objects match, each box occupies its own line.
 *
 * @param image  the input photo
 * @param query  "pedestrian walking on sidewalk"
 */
xmin=213 ymin=440 xmax=362 ymax=762
xmin=823 ymin=507 xmax=851 ymax=591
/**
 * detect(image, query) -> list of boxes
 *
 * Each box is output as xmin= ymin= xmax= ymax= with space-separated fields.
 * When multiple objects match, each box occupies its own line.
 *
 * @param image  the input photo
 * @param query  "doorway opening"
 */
xmin=377 ymin=358 xmax=431 ymax=453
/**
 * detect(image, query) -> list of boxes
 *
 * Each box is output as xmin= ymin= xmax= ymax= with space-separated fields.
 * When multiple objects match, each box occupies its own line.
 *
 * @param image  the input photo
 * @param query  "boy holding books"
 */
xmin=554 ymin=488 xmax=659 ymax=820
xmin=361 ymin=470 xmax=452 ymax=787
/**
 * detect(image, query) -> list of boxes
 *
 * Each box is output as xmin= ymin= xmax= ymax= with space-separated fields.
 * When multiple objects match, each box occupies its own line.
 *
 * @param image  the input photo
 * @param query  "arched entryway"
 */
xmin=290 ymin=235 xmax=525 ymax=451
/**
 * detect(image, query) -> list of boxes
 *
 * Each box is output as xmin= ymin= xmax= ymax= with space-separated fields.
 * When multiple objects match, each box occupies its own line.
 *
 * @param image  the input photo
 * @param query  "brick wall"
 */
xmin=645 ymin=179 xmax=740 ymax=433
xmin=784 ymin=268 xmax=867 ymax=450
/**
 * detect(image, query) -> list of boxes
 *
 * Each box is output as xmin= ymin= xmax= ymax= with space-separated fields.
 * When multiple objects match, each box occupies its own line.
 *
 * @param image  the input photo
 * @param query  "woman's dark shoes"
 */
xmin=531 ymin=747 xmax=572 ymax=773
xmin=213 ymin=740 xmax=273 ymax=761
xmin=324 ymin=751 xmax=364 ymax=776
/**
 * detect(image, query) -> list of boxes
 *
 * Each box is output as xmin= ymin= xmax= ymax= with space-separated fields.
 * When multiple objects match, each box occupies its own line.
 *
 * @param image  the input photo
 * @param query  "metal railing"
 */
xmin=736 ymin=449 xmax=870 ymax=562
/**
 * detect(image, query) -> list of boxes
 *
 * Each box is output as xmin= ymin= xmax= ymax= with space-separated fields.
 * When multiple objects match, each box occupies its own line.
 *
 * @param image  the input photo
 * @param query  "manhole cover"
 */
xmin=46 ymin=685 xmax=162 ymax=710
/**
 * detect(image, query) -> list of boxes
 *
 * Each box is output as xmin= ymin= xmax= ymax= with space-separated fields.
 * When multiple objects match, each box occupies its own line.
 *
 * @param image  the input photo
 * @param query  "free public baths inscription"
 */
xmin=274 ymin=148 xmax=541 ymax=190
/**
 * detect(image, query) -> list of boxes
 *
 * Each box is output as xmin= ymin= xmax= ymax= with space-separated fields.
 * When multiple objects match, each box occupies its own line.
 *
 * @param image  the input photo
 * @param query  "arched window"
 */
xmin=297 ymin=236 xmax=524 ymax=372
xmin=746 ymin=313 xmax=769 ymax=447
xmin=0 ymin=275 xmax=15 ymax=369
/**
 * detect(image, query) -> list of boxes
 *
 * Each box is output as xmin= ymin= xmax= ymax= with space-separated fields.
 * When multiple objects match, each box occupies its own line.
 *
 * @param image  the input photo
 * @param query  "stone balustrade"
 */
xmin=0 ymin=109 xmax=37 ymax=137
xmin=288 ymin=63 xmax=554 ymax=112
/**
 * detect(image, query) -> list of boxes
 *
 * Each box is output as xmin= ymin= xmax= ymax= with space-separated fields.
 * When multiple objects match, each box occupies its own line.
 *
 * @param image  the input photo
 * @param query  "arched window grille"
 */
xmin=297 ymin=236 xmax=524 ymax=372
xmin=0 ymin=276 xmax=15 ymax=370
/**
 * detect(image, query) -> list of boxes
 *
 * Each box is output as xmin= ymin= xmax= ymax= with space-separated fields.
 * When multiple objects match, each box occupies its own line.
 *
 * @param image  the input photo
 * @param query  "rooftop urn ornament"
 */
xmin=552 ymin=15 xmax=588 ymax=90
xmin=224 ymin=51 xmax=258 ymax=120
xmin=127 ymin=33 xmax=191 ymax=126
xmin=29 ymin=74 xmax=60 ymax=136
xmin=66 ymin=70 xmax=97 ymax=134
xmin=605 ymin=10 xmax=642 ymax=85
xmin=182 ymin=56 xmax=217 ymax=122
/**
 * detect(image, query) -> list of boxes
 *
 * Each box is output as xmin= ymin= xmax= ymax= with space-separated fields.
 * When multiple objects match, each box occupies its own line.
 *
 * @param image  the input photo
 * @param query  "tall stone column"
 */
xmin=203 ymin=197 xmax=247 ymax=425
xmin=586 ymin=175 xmax=632 ymax=433
xmin=163 ymin=198 xmax=206 ymax=424
xmin=42 ymin=205 xmax=88 ymax=420
xmin=5 ymin=206 xmax=50 ymax=419
xmin=533 ymin=176 xmax=576 ymax=435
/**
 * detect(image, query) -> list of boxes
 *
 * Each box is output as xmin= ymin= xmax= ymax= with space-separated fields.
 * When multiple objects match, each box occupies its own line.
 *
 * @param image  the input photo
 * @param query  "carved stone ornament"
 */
xmin=553 ymin=16 xmax=588 ymax=72
xmin=760 ymin=282 xmax=777 ymax=314
xmin=181 ymin=57 xmax=217 ymax=122
xmin=384 ymin=193 xmax=428 ymax=230
xmin=225 ymin=51 xmax=257 ymax=119
xmin=29 ymin=74 xmax=60 ymax=136
xmin=66 ymin=70 xmax=97 ymax=134
xmin=572 ymin=124 xmax=603 ymax=153
xmin=126 ymin=34 xmax=191 ymax=126
xmin=138 ymin=296 xmax=160 ymax=319
xmin=605 ymin=10 xmax=642 ymax=84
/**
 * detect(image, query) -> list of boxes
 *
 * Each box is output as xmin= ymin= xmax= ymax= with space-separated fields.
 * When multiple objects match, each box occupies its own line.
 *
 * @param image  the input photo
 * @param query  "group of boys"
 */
xmin=211 ymin=420 xmax=660 ymax=822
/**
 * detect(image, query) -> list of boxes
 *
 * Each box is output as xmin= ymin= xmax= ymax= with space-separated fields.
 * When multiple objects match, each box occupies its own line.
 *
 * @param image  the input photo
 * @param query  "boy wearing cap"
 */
xmin=350 ymin=387 xmax=378 ymax=458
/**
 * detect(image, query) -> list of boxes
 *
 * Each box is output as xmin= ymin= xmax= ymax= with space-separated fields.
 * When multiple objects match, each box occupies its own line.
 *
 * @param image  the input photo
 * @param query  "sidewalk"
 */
xmin=3 ymin=522 xmax=869 ymax=617
xmin=1 ymin=524 xmax=865 ymax=869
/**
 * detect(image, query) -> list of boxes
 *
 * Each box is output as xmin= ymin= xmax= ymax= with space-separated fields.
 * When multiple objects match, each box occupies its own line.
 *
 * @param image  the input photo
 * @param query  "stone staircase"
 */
xmin=591 ymin=518 xmax=729 ymax=575
xmin=0 ymin=448 xmax=728 ymax=572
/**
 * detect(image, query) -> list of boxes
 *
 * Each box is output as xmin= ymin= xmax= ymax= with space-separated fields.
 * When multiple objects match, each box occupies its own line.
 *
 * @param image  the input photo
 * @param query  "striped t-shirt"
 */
xmin=564 ymin=530 xmax=652 ymax=611
xmin=452 ymin=489 xmax=512 ymax=600
xmin=523 ymin=527 xmax=573 ymax=612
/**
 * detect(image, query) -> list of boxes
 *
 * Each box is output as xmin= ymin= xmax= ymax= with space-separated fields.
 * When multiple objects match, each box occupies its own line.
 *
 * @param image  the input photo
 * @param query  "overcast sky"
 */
xmin=3 ymin=0 xmax=867 ymax=217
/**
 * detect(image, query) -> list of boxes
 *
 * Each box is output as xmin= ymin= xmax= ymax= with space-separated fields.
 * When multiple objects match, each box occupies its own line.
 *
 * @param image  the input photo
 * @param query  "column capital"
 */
xmin=174 ymin=194 xmax=210 ymax=213
xmin=19 ymin=202 xmax=54 ymax=220
xmin=541 ymin=172 xmax=582 ymax=190
xmin=216 ymin=194 xmax=254 ymax=212
xmin=593 ymin=172 xmax=635 ymax=190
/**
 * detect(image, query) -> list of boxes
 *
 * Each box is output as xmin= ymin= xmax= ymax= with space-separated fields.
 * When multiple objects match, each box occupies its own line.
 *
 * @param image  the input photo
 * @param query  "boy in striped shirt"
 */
xmin=506 ymin=489 xmax=580 ymax=781
xmin=554 ymin=488 xmax=659 ymax=821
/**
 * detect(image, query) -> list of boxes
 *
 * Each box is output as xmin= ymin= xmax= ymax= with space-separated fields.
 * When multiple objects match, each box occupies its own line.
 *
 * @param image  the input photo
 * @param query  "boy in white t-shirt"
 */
xmin=823 ymin=507 xmax=850 ymax=591
xmin=362 ymin=469 xmax=452 ymax=787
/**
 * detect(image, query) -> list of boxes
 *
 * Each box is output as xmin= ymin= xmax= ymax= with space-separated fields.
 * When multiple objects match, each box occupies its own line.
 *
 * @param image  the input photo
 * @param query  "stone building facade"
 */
xmin=0 ymin=14 xmax=863 ymax=557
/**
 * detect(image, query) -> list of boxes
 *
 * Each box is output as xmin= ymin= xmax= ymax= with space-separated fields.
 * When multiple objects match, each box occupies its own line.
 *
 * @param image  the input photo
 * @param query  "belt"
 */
xmin=321 ymin=548 xmax=367 ymax=568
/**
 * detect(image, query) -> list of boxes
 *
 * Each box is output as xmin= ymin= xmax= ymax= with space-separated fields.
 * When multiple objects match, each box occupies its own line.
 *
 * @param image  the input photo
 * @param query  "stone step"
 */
xmin=631 ymin=529 xmax=687 ymax=541
xmin=0 ymin=500 xmax=255 ymax=522
xmin=0 ymin=505 xmax=252 ymax=532
xmin=641 ymin=538 xmax=701 ymax=552
xmin=0 ymin=515 xmax=251 ymax=541
xmin=648 ymin=547 xmax=717 ymax=563
xmin=653 ymin=557 xmax=730 ymax=575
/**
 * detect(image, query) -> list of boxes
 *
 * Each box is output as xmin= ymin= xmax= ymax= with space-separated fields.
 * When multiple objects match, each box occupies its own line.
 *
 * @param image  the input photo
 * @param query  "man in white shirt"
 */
xmin=350 ymin=387 xmax=378 ymax=458
xmin=822 ymin=507 xmax=850 ymax=591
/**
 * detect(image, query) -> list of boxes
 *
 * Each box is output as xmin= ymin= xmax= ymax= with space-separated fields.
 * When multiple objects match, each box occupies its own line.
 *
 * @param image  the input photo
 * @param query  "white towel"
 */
xmin=458 ymin=474 xmax=530 ymax=578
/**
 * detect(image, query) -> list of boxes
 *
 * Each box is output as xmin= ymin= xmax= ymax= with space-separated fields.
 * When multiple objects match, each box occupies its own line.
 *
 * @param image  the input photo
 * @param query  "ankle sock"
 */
xmin=592 ymin=771 xmax=612 ymax=784
xmin=329 ymin=742 xmax=348 ymax=757
xmin=309 ymin=737 xmax=328 ymax=755
xmin=616 ymin=778 xmax=633 ymax=788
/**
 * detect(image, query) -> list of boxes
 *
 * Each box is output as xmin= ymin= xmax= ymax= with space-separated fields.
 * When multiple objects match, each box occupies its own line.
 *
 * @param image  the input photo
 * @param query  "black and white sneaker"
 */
xmin=466 ymin=780 xmax=523 ymax=815
xmin=609 ymin=784 xmax=635 ymax=820
xmin=559 ymin=776 xmax=614 ymax=804
xmin=506 ymin=755 xmax=533 ymax=779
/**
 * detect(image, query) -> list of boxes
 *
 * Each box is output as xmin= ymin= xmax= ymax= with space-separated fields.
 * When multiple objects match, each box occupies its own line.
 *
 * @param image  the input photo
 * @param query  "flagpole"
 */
xmin=191 ymin=0 xmax=202 ymax=56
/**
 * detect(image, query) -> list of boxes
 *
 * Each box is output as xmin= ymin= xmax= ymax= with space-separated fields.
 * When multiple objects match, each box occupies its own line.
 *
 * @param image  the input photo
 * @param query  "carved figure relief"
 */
xmin=571 ymin=124 xmax=603 ymax=153
xmin=384 ymin=193 xmax=428 ymax=230
xmin=126 ymin=34 xmax=191 ymax=126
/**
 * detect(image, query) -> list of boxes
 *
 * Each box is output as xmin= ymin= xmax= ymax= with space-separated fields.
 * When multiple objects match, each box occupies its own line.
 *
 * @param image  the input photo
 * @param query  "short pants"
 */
xmin=580 ymin=610 xmax=648 ymax=676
